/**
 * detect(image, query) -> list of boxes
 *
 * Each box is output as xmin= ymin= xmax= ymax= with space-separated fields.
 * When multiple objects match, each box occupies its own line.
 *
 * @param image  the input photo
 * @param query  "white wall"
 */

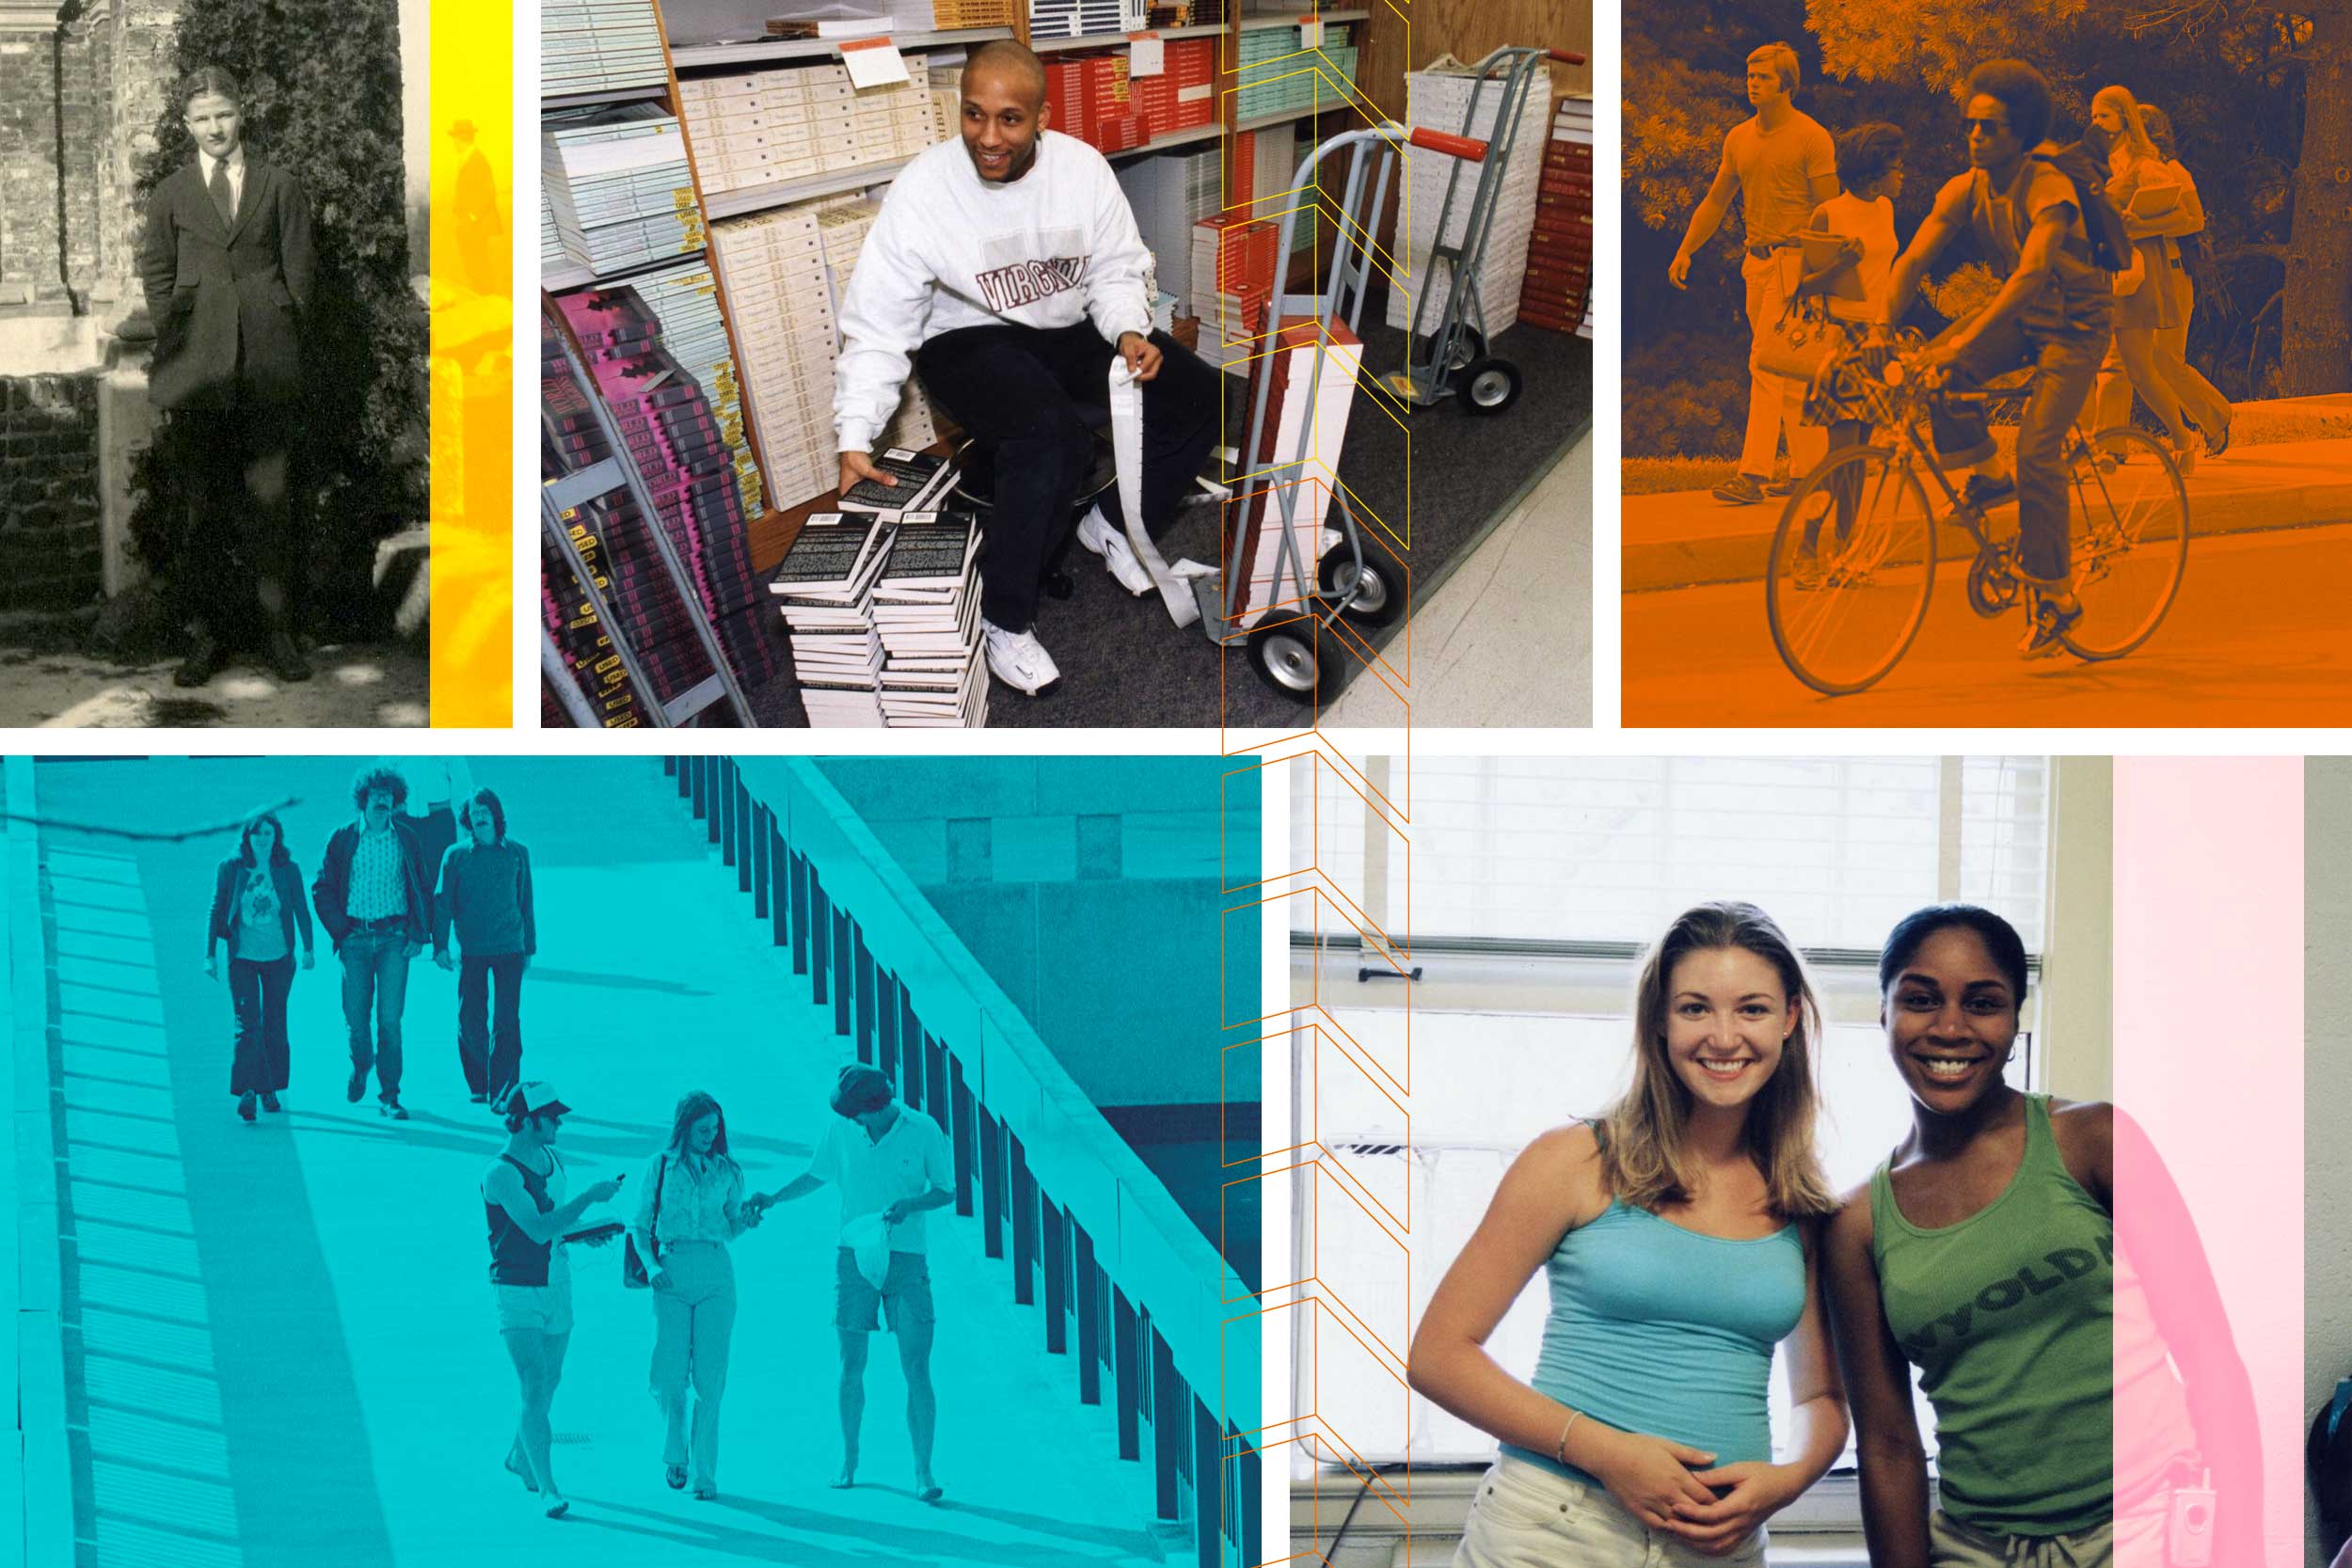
xmin=2310 ymin=758 xmax=2350 ymax=1566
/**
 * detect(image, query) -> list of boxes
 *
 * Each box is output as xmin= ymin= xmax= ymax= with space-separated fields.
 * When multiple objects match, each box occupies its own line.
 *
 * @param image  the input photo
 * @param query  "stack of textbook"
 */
xmin=542 ymin=107 xmax=706 ymax=278
xmin=870 ymin=509 xmax=987 ymax=727
xmin=767 ymin=512 xmax=897 ymax=725
xmin=543 ymin=0 xmax=668 ymax=97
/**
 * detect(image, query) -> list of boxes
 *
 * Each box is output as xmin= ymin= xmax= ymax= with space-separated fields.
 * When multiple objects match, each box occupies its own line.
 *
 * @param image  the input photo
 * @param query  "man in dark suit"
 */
xmin=138 ymin=67 xmax=316 ymax=687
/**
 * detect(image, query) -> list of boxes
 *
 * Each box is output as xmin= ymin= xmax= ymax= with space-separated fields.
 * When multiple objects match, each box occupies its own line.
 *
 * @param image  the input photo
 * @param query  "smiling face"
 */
xmin=961 ymin=60 xmax=1047 ymax=183
xmin=688 ymin=1111 xmax=720 ymax=1156
xmin=185 ymin=90 xmax=243 ymax=160
xmin=1883 ymin=925 xmax=2019 ymax=1111
xmin=246 ymin=819 xmax=278 ymax=860
xmin=1662 ymin=946 xmax=1794 ymax=1115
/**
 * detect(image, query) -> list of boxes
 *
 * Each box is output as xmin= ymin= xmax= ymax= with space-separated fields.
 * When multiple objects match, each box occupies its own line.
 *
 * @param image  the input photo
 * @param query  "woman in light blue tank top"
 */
xmin=1410 ymin=902 xmax=1851 ymax=1565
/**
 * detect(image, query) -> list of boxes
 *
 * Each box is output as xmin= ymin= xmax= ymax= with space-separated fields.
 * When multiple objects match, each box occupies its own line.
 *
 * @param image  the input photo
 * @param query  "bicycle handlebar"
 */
xmin=1408 ymin=127 xmax=1489 ymax=162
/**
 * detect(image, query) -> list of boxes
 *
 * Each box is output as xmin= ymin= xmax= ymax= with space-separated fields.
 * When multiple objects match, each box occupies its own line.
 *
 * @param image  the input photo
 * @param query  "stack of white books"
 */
xmin=711 ymin=203 xmax=840 ymax=507
xmin=543 ymin=0 xmax=667 ymax=97
xmin=624 ymin=256 xmax=764 ymax=515
xmin=1116 ymin=144 xmax=1223 ymax=305
xmin=1028 ymin=0 xmax=1140 ymax=40
xmin=767 ymin=512 xmax=897 ymax=724
xmin=869 ymin=509 xmax=989 ymax=727
xmin=543 ymin=108 xmax=706 ymax=278
xmin=1384 ymin=60 xmax=1551 ymax=338
xmin=676 ymin=63 xmax=935 ymax=198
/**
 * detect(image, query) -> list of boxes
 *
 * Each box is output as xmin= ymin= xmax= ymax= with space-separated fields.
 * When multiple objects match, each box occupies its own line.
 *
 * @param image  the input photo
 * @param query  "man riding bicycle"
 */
xmin=1875 ymin=58 xmax=2116 ymax=655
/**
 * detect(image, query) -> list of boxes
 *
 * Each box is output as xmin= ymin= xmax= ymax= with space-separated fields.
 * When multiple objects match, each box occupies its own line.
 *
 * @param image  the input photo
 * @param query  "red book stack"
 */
xmin=1045 ymin=57 xmax=1091 ymax=145
xmin=1518 ymin=96 xmax=1593 ymax=338
xmin=1128 ymin=36 xmax=1217 ymax=138
xmin=1082 ymin=53 xmax=1137 ymax=151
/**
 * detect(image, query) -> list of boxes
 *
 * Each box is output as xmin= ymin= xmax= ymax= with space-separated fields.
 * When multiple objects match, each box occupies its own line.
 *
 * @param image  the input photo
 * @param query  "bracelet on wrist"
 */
xmin=1553 ymin=1409 xmax=1583 ymax=1467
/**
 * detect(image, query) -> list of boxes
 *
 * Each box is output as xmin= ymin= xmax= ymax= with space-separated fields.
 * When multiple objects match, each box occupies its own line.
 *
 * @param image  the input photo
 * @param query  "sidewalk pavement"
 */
xmin=1624 ymin=435 xmax=2352 ymax=592
xmin=0 ymin=642 xmax=428 ymax=727
xmin=33 ymin=755 xmax=1163 ymax=1568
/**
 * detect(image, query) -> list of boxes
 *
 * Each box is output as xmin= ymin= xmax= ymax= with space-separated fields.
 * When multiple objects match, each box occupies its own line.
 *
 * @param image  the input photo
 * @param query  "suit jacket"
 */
xmin=207 ymin=856 xmax=317 ymax=961
xmin=139 ymin=155 xmax=316 ymax=412
xmin=311 ymin=819 xmax=433 ymax=950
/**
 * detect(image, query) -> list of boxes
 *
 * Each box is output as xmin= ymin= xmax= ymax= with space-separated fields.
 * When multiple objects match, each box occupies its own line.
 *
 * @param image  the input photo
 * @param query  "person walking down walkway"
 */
xmin=205 ymin=808 xmax=315 ymax=1122
xmin=1668 ymin=41 xmax=1839 ymax=507
xmin=434 ymin=789 xmax=536 ymax=1109
xmin=485 ymin=1081 xmax=625 ymax=1519
xmin=312 ymin=762 xmax=433 ymax=1120
xmin=753 ymin=1064 xmax=957 ymax=1502
xmin=633 ymin=1091 xmax=763 ymax=1501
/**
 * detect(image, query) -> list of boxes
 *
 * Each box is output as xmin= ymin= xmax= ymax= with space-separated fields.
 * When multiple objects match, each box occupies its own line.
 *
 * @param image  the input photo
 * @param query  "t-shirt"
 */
xmin=805 ymin=1106 xmax=954 ymax=1254
xmin=1809 ymin=192 xmax=1898 ymax=323
xmin=235 ymin=865 xmax=288 ymax=962
xmin=1724 ymin=111 xmax=1836 ymax=248
xmin=1968 ymin=150 xmax=2112 ymax=332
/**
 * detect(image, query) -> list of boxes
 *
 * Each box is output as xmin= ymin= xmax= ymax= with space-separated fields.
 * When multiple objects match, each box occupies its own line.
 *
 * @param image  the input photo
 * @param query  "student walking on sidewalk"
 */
xmin=311 ymin=762 xmax=432 ymax=1119
xmin=633 ymin=1091 xmax=764 ymax=1500
xmin=434 ymin=789 xmax=536 ymax=1109
xmin=752 ymin=1065 xmax=957 ymax=1501
xmin=485 ymin=1081 xmax=625 ymax=1519
xmin=205 ymin=808 xmax=315 ymax=1122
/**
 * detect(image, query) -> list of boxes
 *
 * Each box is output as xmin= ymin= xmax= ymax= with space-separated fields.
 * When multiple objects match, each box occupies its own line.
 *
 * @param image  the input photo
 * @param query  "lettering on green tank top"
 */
xmin=1897 ymin=1231 xmax=2112 ymax=1353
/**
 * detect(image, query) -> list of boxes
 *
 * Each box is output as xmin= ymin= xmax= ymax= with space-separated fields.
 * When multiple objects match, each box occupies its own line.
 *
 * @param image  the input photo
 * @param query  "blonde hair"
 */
xmin=1597 ymin=901 xmax=1837 ymax=1219
xmin=2093 ymin=85 xmax=2162 ymax=168
xmin=1748 ymin=42 xmax=1801 ymax=95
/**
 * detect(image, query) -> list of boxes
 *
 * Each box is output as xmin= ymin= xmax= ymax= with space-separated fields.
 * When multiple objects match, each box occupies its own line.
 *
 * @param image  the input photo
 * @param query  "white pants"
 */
xmin=1741 ymin=249 xmax=1828 ymax=481
xmin=1453 ymin=1454 xmax=1767 ymax=1568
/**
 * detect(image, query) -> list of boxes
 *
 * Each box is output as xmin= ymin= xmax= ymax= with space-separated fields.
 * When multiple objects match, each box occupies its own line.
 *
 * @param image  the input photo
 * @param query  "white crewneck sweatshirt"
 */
xmin=833 ymin=130 xmax=1154 ymax=454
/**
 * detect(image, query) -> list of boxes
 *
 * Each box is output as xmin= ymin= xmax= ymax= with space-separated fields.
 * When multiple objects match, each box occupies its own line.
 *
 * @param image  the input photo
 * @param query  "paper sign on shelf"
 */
xmin=1299 ymin=14 xmax=1324 ymax=48
xmin=1128 ymin=32 xmax=1165 ymax=76
xmin=840 ymin=36 xmax=911 ymax=89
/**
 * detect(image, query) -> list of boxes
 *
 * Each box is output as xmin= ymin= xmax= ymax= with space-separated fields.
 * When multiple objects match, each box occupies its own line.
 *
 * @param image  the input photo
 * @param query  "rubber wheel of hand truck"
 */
xmin=1319 ymin=551 xmax=1404 ymax=628
xmin=1415 ymin=325 xmax=1486 ymax=374
xmin=1458 ymin=358 xmax=1522 ymax=415
xmin=1247 ymin=620 xmax=1338 ymax=703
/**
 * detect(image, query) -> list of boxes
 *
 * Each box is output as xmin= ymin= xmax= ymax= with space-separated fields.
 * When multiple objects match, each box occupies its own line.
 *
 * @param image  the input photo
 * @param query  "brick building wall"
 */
xmin=0 ymin=373 xmax=104 ymax=610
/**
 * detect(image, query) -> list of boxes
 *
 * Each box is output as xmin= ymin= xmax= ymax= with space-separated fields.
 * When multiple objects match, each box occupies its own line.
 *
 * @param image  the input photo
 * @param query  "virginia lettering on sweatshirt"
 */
xmin=833 ymin=131 xmax=1154 ymax=454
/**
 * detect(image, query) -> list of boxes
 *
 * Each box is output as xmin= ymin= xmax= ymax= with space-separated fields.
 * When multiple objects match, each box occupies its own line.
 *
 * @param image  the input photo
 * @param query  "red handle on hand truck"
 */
xmin=1408 ymin=126 xmax=1488 ymax=162
xmin=1549 ymin=49 xmax=1587 ymax=64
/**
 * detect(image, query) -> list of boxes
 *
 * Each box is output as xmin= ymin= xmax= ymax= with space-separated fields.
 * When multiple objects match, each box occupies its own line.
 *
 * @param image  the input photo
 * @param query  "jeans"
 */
xmin=1928 ymin=1488 xmax=2168 ymax=1567
xmin=914 ymin=321 xmax=1223 ymax=632
xmin=1453 ymin=1455 xmax=1765 ymax=1568
xmin=339 ymin=925 xmax=410 ymax=1097
xmin=649 ymin=1242 xmax=737 ymax=1491
xmin=457 ymin=953 xmax=526 ymax=1101
xmin=1923 ymin=307 xmax=2110 ymax=585
xmin=228 ymin=954 xmax=294 ymax=1096
xmin=1740 ymin=248 xmax=1827 ymax=481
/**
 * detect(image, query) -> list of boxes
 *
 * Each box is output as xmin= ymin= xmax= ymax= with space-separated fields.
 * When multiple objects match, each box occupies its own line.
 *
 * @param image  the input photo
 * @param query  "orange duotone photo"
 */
xmin=1621 ymin=15 xmax=2352 ymax=725
xmin=0 ymin=0 xmax=506 ymax=728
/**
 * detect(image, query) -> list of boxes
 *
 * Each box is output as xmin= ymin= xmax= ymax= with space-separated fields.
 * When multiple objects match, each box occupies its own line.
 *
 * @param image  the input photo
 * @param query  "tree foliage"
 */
xmin=129 ymin=0 xmax=427 ymax=628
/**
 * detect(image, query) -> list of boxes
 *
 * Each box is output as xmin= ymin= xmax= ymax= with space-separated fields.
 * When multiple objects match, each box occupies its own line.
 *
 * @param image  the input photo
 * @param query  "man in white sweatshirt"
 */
xmin=834 ymin=40 xmax=1224 ymax=696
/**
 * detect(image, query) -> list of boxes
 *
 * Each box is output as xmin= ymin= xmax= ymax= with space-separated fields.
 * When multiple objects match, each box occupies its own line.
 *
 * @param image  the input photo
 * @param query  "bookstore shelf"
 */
xmin=1237 ymin=6 xmax=1365 ymax=26
xmin=544 ymin=84 xmax=671 ymax=110
xmin=669 ymin=24 xmax=1015 ymax=71
xmin=1031 ymin=20 xmax=1224 ymax=52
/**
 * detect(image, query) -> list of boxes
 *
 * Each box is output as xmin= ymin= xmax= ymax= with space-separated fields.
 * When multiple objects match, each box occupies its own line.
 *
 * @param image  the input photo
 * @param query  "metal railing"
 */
xmin=665 ymin=755 xmax=1261 ymax=1566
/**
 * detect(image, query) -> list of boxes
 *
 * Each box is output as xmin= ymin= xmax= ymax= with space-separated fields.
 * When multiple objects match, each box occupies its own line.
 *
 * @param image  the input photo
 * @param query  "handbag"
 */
xmin=622 ymin=1155 xmax=665 ymax=1288
xmin=1753 ymin=296 xmax=1840 ymax=385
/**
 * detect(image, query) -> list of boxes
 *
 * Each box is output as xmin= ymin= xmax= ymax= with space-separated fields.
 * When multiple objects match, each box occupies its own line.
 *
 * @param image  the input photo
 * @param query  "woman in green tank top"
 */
xmin=1822 ymin=904 xmax=2261 ymax=1568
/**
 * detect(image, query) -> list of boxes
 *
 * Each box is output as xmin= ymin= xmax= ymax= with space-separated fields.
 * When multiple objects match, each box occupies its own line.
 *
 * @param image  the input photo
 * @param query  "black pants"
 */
xmin=229 ymin=954 xmax=295 ymax=1097
xmin=457 ymin=952 xmax=525 ymax=1101
xmin=167 ymin=400 xmax=297 ymax=641
xmin=914 ymin=322 xmax=1222 ymax=631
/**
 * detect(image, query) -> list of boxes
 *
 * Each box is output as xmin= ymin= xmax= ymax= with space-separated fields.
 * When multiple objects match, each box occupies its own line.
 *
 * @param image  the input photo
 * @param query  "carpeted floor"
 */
xmin=743 ymin=317 xmax=1591 ymax=729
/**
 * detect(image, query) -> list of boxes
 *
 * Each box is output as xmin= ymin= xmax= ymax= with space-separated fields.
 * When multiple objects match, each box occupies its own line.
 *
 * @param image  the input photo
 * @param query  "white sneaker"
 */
xmin=1076 ymin=505 xmax=1152 ymax=596
xmin=981 ymin=620 xmax=1061 ymax=695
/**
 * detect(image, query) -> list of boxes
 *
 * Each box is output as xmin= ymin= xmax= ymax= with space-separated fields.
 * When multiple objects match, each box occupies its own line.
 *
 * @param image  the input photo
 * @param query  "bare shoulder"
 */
xmin=2047 ymin=1097 xmax=2117 ymax=1162
xmin=1824 ymin=1179 xmax=1877 ymax=1261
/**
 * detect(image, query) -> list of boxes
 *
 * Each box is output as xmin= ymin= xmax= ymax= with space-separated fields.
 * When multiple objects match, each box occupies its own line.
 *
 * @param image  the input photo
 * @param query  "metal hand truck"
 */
xmin=1383 ymin=46 xmax=1584 ymax=415
xmin=1196 ymin=119 xmax=1492 ymax=701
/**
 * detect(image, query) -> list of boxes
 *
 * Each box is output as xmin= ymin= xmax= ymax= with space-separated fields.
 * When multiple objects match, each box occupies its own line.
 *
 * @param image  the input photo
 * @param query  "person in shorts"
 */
xmin=753 ymin=1063 xmax=955 ymax=1501
xmin=482 ymin=1081 xmax=624 ymax=1518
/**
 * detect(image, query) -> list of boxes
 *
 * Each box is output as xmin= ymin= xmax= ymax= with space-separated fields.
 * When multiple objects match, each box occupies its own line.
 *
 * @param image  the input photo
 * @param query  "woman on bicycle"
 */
xmin=1788 ymin=122 xmax=1907 ymax=589
xmin=2090 ymin=86 xmax=2196 ymax=472
xmin=1409 ymin=902 xmax=1848 ymax=1565
xmin=1824 ymin=904 xmax=2262 ymax=1566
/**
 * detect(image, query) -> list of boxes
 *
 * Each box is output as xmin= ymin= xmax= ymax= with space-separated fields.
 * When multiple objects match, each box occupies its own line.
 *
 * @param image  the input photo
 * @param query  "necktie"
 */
xmin=208 ymin=159 xmax=234 ymax=228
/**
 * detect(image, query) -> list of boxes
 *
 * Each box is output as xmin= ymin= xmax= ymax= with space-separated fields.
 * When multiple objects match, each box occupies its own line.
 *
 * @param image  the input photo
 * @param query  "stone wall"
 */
xmin=0 ymin=372 xmax=104 ymax=610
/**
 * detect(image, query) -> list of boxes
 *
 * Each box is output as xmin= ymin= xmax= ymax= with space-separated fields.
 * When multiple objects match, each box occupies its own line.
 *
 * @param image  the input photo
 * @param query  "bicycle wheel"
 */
xmin=1765 ymin=443 xmax=1939 ymax=695
xmin=2058 ymin=426 xmax=2188 ymax=659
